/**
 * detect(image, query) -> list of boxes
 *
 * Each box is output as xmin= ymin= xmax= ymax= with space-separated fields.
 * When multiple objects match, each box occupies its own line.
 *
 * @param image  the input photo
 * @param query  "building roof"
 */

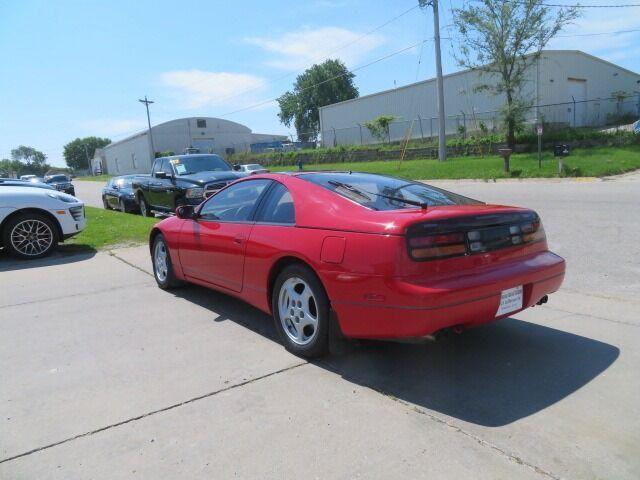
xmin=103 ymin=116 xmax=253 ymax=150
xmin=319 ymin=50 xmax=640 ymax=112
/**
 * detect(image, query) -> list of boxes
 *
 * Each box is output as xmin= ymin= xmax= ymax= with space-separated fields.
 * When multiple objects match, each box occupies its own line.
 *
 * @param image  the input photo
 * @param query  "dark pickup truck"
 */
xmin=133 ymin=154 xmax=244 ymax=216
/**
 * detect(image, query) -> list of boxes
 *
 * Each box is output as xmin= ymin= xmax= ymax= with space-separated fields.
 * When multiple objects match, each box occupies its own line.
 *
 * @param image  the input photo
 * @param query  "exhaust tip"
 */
xmin=536 ymin=295 xmax=549 ymax=306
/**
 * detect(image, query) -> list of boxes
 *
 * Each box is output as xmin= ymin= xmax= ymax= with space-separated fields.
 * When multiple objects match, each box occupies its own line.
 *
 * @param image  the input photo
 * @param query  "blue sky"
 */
xmin=1 ymin=0 xmax=639 ymax=167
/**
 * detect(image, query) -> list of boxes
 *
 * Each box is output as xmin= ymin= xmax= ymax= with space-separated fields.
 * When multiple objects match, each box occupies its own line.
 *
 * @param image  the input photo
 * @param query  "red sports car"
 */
xmin=149 ymin=172 xmax=565 ymax=357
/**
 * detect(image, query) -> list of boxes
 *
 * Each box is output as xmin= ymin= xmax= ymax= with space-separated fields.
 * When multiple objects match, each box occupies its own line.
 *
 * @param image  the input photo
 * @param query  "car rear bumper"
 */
xmin=326 ymin=251 xmax=565 ymax=339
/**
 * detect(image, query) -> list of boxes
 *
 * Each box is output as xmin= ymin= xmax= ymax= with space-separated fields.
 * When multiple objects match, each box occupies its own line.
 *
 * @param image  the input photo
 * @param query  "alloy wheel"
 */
xmin=278 ymin=277 xmax=319 ymax=345
xmin=10 ymin=219 xmax=54 ymax=257
xmin=154 ymin=240 xmax=168 ymax=282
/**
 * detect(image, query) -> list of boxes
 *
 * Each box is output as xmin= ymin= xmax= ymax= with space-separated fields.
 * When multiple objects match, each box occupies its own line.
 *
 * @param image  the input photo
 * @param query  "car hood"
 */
xmin=176 ymin=171 xmax=245 ymax=185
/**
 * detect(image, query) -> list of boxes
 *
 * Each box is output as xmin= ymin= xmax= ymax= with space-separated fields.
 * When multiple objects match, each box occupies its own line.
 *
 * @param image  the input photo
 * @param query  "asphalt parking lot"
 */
xmin=1 ymin=175 xmax=639 ymax=479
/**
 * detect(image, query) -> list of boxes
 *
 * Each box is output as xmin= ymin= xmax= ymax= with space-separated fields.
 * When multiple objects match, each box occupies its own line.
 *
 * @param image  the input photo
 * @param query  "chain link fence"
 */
xmin=321 ymin=96 xmax=640 ymax=147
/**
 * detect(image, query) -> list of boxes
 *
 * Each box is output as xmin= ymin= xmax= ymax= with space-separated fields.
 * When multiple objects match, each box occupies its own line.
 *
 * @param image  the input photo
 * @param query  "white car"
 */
xmin=0 ymin=185 xmax=86 ymax=259
xmin=238 ymin=163 xmax=269 ymax=175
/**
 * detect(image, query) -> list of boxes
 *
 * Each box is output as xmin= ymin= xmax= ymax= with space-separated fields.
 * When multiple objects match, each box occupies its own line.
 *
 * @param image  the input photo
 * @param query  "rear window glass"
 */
xmin=299 ymin=172 xmax=481 ymax=210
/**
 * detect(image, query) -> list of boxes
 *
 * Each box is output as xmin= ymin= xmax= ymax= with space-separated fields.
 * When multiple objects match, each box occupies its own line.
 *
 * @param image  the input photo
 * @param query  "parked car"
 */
xmin=238 ymin=163 xmax=269 ymax=175
xmin=148 ymin=171 xmax=565 ymax=358
xmin=0 ymin=185 xmax=86 ymax=259
xmin=0 ymin=178 xmax=55 ymax=190
xmin=45 ymin=174 xmax=75 ymax=195
xmin=102 ymin=175 xmax=140 ymax=213
xmin=133 ymin=154 xmax=244 ymax=217
xmin=19 ymin=174 xmax=37 ymax=181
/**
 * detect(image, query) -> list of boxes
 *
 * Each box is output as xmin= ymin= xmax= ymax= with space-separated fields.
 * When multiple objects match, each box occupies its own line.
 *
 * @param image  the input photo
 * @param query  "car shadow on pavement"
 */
xmin=0 ymin=245 xmax=97 ymax=272
xmin=171 ymin=285 xmax=620 ymax=428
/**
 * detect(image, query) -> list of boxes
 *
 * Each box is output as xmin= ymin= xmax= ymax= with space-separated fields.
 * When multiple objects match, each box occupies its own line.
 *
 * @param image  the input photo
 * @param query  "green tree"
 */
xmin=0 ymin=158 xmax=24 ymax=177
xmin=277 ymin=59 xmax=358 ymax=141
xmin=11 ymin=146 xmax=49 ymax=175
xmin=63 ymin=136 xmax=111 ymax=170
xmin=363 ymin=115 xmax=398 ymax=144
xmin=453 ymin=0 xmax=579 ymax=149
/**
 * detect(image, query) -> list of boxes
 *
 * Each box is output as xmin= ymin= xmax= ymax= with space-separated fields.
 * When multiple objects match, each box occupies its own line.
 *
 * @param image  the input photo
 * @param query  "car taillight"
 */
xmin=408 ymin=232 xmax=467 ymax=260
xmin=406 ymin=212 xmax=547 ymax=261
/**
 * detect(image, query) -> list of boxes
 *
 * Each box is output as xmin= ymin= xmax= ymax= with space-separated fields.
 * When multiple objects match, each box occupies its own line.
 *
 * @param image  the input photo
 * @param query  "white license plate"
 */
xmin=496 ymin=285 xmax=523 ymax=317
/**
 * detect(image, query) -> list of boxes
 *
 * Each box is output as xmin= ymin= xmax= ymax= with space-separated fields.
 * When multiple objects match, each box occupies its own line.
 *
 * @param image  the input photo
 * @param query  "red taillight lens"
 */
xmin=406 ymin=213 xmax=546 ymax=261
xmin=408 ymin=232 xmax=467 ymax=260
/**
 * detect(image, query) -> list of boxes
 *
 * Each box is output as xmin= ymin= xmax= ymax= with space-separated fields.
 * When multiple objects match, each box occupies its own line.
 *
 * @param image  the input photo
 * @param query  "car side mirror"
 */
xmin=176 ymin=205 xmax=197 ymax=220
xmin=232 ymin=164 xmax=241 ymax=171
xmin=155 ymin=171 xmax=171 ymax=179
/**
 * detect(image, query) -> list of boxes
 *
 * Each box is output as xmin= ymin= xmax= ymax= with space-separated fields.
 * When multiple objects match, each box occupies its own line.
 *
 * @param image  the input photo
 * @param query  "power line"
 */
xmin=492 ymin=1 xmax=640 ymax=7
xmin=219 ymin=39 xmax=433 ymax=117
xmin=200 ymin=4 xmax=421 ymax=109
xmin=556 ymin=28 xmax=640 ymax=37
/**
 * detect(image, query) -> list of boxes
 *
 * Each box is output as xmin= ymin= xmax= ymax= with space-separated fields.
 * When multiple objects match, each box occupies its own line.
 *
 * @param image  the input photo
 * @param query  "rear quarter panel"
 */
xmin=242 ymin=223 xmax=404 ymax=313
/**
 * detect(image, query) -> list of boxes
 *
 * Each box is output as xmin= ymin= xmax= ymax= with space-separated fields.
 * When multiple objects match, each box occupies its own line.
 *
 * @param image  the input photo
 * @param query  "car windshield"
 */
xmin=114 ymin=178 xmax=133 ymax=188
xmin=300 ymin=172 xmax=482 ymax=210
xmin=169 ymin=155 xmax=231 ymax=175
xmin=46 ymin=175 xmax=69 ymax=183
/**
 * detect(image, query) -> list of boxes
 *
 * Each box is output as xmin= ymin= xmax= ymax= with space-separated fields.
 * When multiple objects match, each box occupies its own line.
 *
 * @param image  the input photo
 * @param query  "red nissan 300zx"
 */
xmin=149 ymin=172 xmax=565 ymax=357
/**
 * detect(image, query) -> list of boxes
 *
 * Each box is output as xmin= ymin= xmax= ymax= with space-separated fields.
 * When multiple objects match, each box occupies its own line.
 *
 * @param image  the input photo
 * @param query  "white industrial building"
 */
xmin=95 ymin=117 xmax=287 ymax=175
xmin=319 ymin=50 xmax=640 ymax=147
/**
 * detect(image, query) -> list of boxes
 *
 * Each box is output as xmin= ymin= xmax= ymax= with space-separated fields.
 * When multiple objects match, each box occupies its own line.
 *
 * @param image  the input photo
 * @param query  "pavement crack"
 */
xmin=0 ymin=361 xmax=307 ymax=465
xmin=0 ymin=282 xmax=153 ymax=310
xmin=107 ymin=250 xmax=153 ymax=277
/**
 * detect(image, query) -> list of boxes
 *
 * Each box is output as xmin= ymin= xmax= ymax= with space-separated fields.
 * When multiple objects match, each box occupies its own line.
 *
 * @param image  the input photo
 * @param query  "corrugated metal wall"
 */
xmin=319 ymin=51 xmax=640 ymax=147
xmin=102 ymin=117 xmax=286 ymax=175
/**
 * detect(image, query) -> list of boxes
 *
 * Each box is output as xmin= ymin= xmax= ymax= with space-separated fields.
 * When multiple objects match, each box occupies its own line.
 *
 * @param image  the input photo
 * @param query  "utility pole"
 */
xmin=421 ymin=0 xmax=447 ymax=161
xmin=536 ymin=50 xmax=542 ymax=168
xmin=82 ymin=144 xmax=91 ymax=173
xmin=138 ymin=96 xmax=155 ymax=162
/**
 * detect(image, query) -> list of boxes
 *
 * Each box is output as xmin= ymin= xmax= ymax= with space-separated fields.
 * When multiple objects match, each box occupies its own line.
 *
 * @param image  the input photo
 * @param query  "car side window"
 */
xmin=151 ymin=159 xmax=160 ymax=175
xmin=161 ymin=158 xmax=173 ymax=175
xmin=256 ymin=183 xmax=295 ymax=225
xmin=199 ymin=179 xmax=271 ymax=222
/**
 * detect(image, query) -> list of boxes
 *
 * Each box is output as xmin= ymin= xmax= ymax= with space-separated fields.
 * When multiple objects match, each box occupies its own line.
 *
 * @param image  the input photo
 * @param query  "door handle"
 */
xmin=233 ymin=236 xmax=244 ymax=244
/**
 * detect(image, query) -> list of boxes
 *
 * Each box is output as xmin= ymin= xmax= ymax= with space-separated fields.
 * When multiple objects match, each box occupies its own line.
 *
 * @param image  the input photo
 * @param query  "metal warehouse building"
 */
xmin=319 ymin=50 xmax=640 ymax=147
xmin=97 ymin=117 xmax=286 ymax=175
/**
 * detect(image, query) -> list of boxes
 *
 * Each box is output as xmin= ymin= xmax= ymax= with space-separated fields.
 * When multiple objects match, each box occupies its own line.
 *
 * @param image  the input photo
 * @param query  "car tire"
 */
xmin=272 ymin=263 xmax=329 ymax=358
xmin=103 ymin=196 xmax=110 ymax=210
xmin=2 ymin=212 xmax=58 ymax=259
xmin=119 ymin=199 xmax=127 ymax=213
xmin=139 ymin=194 xmax=152 ymax=217
xmin=152 ymin=234 xmax=182 ymax=289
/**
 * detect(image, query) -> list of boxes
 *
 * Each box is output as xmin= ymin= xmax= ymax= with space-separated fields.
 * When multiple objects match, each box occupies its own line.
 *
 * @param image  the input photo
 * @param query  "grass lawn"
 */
xmin=66 ymin=206 xmax=160 ymax=250
xmin=275 ymin=146 xmax=640 ymax=180
xmin=75 ymin=174 xmax=113 ymax=182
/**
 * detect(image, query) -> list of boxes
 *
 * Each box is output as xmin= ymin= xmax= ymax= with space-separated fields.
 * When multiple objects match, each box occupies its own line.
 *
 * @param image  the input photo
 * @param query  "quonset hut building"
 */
xmin=319 ymin=50 xmax=640 ymax=147
xmin=95 ymin=117 xmax=287 ymax=175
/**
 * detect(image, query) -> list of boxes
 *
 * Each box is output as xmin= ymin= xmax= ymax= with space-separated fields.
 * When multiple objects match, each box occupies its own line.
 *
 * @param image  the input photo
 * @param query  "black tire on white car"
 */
xmin=2 ymin=212 xmax=58 ymax=259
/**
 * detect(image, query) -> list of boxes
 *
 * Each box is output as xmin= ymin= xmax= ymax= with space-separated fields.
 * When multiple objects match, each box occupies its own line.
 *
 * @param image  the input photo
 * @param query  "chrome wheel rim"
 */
xmin=154 ymin=240 xmax=168 ymax=282
xmin=278 ymin=277 xmax=319 ymax=345
xmin=10 ymin=219 xmax=54 ymax=256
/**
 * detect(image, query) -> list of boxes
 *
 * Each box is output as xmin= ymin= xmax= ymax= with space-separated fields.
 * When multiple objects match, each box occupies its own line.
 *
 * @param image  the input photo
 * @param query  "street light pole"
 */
xmin=138 ymin=96 xmax=155 ymax=162
xmin=421 ymin=0 xmax=447 ymax=161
